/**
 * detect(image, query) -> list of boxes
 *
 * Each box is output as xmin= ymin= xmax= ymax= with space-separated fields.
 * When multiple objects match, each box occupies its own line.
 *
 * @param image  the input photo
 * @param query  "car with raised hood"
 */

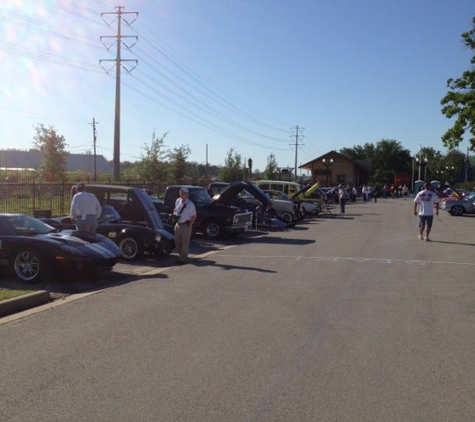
xmin=0 ymin=213 xmax=121 ymax=283
xmin=440 ymin=191 xmax=475 ymax=216
xmin=42 ymin=205 xmax=175 ymax=261
xmin=156 ymin=184 xmax=254 ymax=239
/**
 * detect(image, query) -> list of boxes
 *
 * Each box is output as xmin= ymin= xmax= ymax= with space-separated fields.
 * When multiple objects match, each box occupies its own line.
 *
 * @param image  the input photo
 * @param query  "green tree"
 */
xmin=33 ymin=124 xmax=69 ymax=181
xmin=247 ymin=158 xmax=253 ymax=180
xmin=168 ymin=144 xmax=191 ymax=183
xmin=263 ymin=153 xmax=278 ymax=180
xmin=340 ymin=143 xmax=376 ymax=160
xmin=219 ymin=148 xmax=245 ymax=182
xmin=135 ymin=132 xmax=169 ymax=184
xmin=372 ymin=140 xmax=412 ymax=183
xmin=440 ymin=16 xmax=475 ymax=151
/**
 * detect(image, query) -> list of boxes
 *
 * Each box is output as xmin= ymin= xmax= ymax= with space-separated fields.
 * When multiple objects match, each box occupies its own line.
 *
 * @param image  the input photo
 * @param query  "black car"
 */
xmin=156 ymin=184 xmax=254 ymax=239
xmin=0 ymin=214 xmax=121 ymax=283
xmin=43 ymin=205 xmax=175 ymax=261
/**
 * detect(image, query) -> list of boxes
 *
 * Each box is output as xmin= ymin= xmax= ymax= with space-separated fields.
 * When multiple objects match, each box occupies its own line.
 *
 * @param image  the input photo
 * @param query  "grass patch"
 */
xmin=0 ymin=289 xmax=34 ymax=302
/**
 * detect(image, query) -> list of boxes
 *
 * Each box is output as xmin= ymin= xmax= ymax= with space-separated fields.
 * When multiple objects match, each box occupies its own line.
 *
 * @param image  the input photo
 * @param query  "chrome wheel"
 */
xmin=204 ymin=220 xmax=222 ymax=239
xmin=13 ymin=250 xmax=41 ymax=283
xmin=118 ymin=237 xmax=143 ymax=260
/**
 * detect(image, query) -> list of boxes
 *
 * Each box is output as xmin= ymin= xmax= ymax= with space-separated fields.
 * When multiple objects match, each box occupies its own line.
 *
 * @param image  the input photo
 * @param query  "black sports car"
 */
xmin=0 ymin=214 xmax=121 ymax=283
xmin=42 ymin=205 xmax=175 ymax=261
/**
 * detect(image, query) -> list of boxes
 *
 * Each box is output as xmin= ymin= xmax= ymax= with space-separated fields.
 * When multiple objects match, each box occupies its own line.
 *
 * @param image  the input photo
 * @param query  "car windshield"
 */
xmin=190 ymin=189 xmax=212 ymax=206
xmin=100 ymin=205 xmax=122 ymax=221
xmin=2 ymin=214 xmax=56 ymax=235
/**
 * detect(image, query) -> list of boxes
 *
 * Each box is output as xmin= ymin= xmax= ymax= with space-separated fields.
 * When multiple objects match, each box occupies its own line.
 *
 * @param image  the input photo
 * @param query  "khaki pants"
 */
xmin=174 ymin=222 xmax=192 ymax=261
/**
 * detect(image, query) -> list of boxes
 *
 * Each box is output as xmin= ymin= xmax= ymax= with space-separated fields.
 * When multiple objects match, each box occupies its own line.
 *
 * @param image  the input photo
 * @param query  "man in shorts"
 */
xmin=413 ymin=182 xmax=439 ymax=241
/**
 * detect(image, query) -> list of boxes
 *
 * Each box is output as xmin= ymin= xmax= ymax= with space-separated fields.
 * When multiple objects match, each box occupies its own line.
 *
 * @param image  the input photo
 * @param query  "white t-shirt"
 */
xmin=414 ymin=189 xmax=439 ymax=216
xmin=70 ymin=191 xmax=102 ymax=219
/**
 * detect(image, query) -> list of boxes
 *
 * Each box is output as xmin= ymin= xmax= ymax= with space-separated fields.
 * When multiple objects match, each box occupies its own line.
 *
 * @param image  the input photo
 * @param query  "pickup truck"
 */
xmin=155 ymin=184 xmax=254 ymax=239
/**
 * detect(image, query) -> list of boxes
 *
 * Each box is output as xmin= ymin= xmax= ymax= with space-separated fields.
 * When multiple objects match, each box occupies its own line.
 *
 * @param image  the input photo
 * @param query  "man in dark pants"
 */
xmin=173 ymin=188 xmax=197 ymax=265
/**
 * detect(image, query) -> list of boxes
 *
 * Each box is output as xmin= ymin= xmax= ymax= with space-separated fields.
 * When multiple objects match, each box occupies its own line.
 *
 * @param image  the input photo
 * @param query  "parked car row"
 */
xmin=0 ymin=182 xmax=323 ymax=283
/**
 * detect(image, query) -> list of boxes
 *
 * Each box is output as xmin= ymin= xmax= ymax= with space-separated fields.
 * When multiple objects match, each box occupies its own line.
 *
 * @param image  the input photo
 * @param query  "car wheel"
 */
xmin=12 ymin=249 xmax=43 ymax=283
xmin=118 ymin=236 xmax=143 ymax=260
xmin=203 ymin=220 xmax=223 ymax=239
xmin=280 ymin=212 xmax=294 ymax=223
xmin=450 ymin=205 xmax=464 ymax=216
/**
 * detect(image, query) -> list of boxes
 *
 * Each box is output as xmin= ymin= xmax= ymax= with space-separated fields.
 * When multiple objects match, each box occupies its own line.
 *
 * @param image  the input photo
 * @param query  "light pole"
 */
xmin=322 ymin=158 xmax=334 ymax=186
xmin=445 ymin=165 xmax=454 ymax=183
xmin=415 ymin=156 xmax=428 ymax=180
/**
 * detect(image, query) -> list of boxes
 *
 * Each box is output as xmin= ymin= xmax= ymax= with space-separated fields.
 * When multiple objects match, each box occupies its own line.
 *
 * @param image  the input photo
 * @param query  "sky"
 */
xmin=0 ymin=0 xmax=474 ymax=175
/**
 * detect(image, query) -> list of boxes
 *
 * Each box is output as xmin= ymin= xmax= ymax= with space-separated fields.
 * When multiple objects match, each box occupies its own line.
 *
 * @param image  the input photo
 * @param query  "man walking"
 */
xmin=173 ymin=188 xmax=197 ymax=265
xmin=413 ymin=182 xmax=439 ymax=241
xmin=70 ymin=183 xmax=102 ymax=234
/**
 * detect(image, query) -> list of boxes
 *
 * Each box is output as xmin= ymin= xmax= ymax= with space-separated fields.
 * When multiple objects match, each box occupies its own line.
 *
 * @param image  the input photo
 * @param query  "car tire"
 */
xmin=450 ymin=205 xmax=464 ymax=216
xmin=11 ymin=249 xmax=43 ymax=283
xmin=118 ymin=236 xmax=143 ymax=260
xmin=203 ymin=220 xmax=223 ymax=239
xmin=280 ymin=212 xmax=294 ymax=223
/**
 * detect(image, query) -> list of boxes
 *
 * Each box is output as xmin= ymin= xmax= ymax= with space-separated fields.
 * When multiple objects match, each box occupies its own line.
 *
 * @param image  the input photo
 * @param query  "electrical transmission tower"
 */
xmin=290 ymin=125 xmax=305 ymax=181
xmin=100 ymin=7 xmax=138 ymax=181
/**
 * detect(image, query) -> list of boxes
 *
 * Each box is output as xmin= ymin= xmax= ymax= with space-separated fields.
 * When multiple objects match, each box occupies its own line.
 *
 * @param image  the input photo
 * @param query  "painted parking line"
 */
xmin=214 ymin=254 xmax=475 ymax=267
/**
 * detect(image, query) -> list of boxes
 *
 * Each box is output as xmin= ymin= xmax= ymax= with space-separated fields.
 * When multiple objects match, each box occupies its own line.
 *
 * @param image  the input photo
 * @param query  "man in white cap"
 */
xmin=70 ymin=183 xmax=102 ymax=234
xmin=173 ymin=187 xmax=197 ymax=265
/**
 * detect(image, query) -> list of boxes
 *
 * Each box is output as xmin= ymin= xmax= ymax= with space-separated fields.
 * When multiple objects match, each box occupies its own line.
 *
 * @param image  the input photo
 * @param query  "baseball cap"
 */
xmin=76 ymin=182 xmax=85 ymax=190
xmin=181 ymin=187 xmax=189 ymax=194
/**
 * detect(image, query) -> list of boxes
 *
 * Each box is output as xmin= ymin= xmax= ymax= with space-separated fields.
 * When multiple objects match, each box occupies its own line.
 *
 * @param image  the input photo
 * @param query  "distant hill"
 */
xmin=0 ymin=150 xmax=112 ymax=173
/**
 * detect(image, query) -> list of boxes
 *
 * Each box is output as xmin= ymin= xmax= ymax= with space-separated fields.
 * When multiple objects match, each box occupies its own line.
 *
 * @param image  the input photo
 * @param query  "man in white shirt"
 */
xmin=173 ymin=188 xmax=197 ymax=265
xmin=413 ymin=182 xmax=439 ymax=241
xmin=70 ymin=183 xmax=102 ymax=234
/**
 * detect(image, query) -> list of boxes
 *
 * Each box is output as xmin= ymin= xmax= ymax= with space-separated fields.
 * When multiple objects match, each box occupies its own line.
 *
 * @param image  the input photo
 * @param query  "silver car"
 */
xmin=440 ymin=192 xmax=475 ymax=216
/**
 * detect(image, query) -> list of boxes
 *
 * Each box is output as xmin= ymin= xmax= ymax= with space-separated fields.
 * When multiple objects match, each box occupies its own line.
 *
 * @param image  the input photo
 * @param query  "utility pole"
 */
xmin=290 ymin=125 xmax=304 ymax=182
xmin=100 ymin=7 xmax=138 ymax=182
xmin=90 ymin=117 xmax=98 ymax=182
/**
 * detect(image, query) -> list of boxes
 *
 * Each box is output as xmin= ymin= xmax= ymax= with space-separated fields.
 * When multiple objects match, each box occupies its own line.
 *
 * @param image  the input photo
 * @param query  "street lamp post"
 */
xmin=322 ymin=158 xmax=334 ymax=186
xmin=415 ymin=156 xmax=428 ymax=180
xmin=445 ymin=165 xmax=455 ymax=183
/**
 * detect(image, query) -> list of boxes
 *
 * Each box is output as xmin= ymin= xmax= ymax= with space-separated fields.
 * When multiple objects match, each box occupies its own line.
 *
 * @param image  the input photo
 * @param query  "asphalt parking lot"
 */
xmin=1 ymin=199 xmax=474 ymax=421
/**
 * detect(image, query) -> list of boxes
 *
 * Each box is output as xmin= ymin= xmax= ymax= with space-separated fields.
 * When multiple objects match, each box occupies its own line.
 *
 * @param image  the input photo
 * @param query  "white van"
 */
xmin=254 ymin=180 xmax=302 ymax=197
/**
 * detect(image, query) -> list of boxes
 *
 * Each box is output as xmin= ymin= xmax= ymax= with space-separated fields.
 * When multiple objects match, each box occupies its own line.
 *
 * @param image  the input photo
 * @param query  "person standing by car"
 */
xmin=70 ymin=183 xmax=102 ymax=234
xmin=173 ymin=187 xmax=197 ymax=265
xmin=413 ymin=182 xmax=439 ymax=242
xmin=338 ymin=185 xmax=348 ymax=213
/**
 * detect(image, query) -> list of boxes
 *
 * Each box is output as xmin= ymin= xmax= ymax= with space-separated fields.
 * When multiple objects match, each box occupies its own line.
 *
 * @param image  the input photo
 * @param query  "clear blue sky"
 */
xmin=0 ymin=0 xmax=474 ymax=174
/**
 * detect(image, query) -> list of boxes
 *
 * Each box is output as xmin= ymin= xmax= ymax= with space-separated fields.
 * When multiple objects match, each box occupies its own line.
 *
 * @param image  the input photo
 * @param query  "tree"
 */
xmin=263 ymin=153 xmax=278 ymax=180
xmin=168 ymin=144 xmax=191 ymax=183
xmin=135 ymin=132 xmax=169 ymax=184
xmin=33 ymin=124 xmax=69 ymax=181
xmin=219 ymin=148 xmax=245 ymax=182
xmin=372 ymin=140 xmax=412 ymax=183
xmin=340 ymin=143 xmax=375 ymax=160
xmin=440 ymin=16 xmax=475 ymax=151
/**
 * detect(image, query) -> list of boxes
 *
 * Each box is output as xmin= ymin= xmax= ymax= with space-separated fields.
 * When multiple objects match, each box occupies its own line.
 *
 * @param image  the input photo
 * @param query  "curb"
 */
xmin=0 ymin=291 xmax=51 ymax=318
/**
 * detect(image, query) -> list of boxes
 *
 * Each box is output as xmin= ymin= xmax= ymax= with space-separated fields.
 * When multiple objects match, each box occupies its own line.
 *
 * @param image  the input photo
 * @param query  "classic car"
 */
xmin=0 ymin=213 xmax=121 ymax=283
xmin=262 ymin=189 xmax=319 ymax=217
xmin=440 ymin=192 xmax=475 ymax=216
xmin=42 ymin=205 xmax=175 ymax=261
xmin=206 ymin=182 xmax=298 ymax=225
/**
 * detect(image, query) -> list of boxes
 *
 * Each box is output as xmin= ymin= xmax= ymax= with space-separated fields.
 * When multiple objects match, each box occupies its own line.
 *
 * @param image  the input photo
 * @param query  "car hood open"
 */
xmin=211 ymin=181 xmax=272 ymax=207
